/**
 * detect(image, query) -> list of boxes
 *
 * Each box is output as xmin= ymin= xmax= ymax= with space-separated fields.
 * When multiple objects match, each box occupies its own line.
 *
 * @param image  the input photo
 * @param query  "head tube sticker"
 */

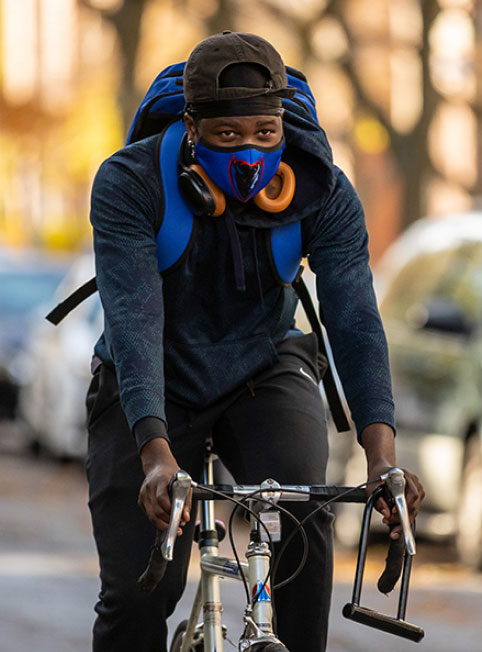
xmin=252 ymin=581 xmax=271 ymax=602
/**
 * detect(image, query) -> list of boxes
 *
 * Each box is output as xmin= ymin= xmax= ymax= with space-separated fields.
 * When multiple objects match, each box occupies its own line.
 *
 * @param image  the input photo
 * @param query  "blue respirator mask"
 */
xmin=194 ymin=137 xmax=286 ymax=203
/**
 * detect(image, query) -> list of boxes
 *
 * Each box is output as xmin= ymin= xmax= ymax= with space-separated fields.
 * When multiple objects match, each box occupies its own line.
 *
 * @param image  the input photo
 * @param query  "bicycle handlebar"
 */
xmin=191 ymin=483 xmax=367 ymax=502
xmin=137 ymin=469 xmax=423 ymax=641
xmin=138 ymin=468 xmax=415 ymax=594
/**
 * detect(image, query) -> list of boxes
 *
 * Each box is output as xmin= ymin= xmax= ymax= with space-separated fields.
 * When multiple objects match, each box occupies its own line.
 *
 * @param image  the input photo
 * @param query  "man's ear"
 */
xmin=183 ymin=113 xmax=197 ymax=142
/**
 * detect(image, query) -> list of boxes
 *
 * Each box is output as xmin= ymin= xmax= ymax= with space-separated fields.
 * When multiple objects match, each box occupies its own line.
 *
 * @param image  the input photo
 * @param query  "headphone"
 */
xmin=178 ymin=135 xmax=296 ymax=217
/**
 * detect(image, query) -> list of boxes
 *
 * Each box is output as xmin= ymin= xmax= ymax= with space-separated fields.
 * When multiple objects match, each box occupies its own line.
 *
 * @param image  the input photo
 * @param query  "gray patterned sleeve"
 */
xmin=90 ymin=149 xmax=168 ymax=440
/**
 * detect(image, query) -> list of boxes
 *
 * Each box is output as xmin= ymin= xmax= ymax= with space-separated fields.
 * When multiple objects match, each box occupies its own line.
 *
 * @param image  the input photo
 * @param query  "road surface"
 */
xmin=0 ymin=422 xmax=480 ymax=651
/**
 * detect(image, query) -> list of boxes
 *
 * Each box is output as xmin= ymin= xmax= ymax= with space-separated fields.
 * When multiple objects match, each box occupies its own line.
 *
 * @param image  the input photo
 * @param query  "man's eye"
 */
xmin=220 ymin=130 xmax=235 ymax=137
xmin=259 ymin=129 xmax=273 ymax=136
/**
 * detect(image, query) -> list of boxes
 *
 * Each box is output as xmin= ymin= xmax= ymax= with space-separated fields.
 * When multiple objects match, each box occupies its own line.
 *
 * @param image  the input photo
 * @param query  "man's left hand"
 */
xmin=367 ymin=462 xmax=425 ymax=541
xmin=361 ymin=423 xmax=425 ymax=541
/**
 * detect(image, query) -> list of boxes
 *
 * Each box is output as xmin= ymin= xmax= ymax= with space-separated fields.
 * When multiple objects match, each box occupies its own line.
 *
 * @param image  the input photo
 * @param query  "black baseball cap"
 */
xmin=184 ymin=31 xmax=295 ymax=118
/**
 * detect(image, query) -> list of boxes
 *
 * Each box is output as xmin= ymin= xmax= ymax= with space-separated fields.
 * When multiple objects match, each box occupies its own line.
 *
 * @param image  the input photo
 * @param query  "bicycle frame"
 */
xmin=137 ymin=445 xmax=425 ymax=649
xmin=180 ymin=444 xmax=284 ymax=652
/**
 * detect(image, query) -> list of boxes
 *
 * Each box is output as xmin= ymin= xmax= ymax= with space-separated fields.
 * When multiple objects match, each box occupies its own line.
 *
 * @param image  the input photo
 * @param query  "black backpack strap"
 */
xmin=292 ymin=267 xmax=351 ymax=432
xmin=45 ymin=276 xmax=98 ymax=325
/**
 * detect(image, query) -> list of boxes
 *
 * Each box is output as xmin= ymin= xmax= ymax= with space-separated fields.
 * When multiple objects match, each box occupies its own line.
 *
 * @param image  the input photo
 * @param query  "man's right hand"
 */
xmin=138 ymin=438 xmax=191 ymax=532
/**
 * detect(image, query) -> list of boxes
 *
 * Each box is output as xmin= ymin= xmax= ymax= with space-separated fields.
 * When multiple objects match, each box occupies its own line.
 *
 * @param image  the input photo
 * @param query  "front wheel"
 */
xmin=456 ymin=436 xmax=482 ymax=571
xmin=169 ymin=620 xmax=203 ymax=652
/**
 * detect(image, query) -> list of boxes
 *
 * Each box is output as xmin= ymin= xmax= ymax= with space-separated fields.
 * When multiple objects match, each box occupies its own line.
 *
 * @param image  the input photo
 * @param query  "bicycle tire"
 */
xmin=169 ymin=620 xmax=203 ymax=652
xmin=249 ymin=643 xmax=290 ymax=651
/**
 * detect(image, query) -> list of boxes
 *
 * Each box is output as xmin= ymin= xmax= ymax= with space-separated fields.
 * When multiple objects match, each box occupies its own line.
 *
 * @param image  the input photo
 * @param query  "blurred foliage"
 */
xmin=0 ymin=0 xmax=480 ymax=255
xmin=59 ymin=79 xmax=122 ymax=183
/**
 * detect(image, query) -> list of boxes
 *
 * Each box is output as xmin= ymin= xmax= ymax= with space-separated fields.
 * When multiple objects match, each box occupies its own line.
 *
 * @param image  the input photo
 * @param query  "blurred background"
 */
xmin=2 ymin=0 xmax=482 ymax=253
xmin=1 ymin=1 xmax=482 ymax=650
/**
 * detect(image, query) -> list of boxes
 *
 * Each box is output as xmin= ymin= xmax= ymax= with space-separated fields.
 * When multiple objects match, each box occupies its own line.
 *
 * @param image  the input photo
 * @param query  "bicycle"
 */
xmin=138 ymin=442 xmax=424 ymax=651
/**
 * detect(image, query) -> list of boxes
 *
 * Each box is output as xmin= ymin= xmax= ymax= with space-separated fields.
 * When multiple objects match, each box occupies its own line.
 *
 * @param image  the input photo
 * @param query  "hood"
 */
xmin=230 ymin=104 xmax=336 ymax=229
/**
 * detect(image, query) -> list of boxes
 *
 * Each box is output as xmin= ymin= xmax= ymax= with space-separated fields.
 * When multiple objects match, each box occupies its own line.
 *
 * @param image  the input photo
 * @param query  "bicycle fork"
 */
xmin=180 ymin=448 xmax=285 ymax=652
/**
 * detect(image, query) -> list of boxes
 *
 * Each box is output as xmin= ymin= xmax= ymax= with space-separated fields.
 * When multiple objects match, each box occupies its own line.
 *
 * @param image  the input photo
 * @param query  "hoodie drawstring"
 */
xmin=251 ymin=228 xmax=265 ymax=309
xmin=224 ymin=206 xmax=246 ymax=292
xmin=223 ymin=208 xmax=265 ymax=309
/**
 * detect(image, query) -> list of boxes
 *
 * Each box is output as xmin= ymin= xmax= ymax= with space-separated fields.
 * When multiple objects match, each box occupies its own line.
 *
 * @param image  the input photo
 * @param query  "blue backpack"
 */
xmin=127 ymin=62 xmax=319 ymax=283
xmin=46 ymin=62 xmax=349 ymax=431
xmin=47 ymin=61 xmax=319 ymax=322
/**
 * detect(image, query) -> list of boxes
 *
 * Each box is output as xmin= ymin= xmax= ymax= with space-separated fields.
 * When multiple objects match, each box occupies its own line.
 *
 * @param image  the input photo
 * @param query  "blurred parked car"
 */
xmin=337 ymin=212 xmax=482 ymax=570
xmin=0 ymin=248 xmax=67 ymax=418
xmin=16 ymin=254 xmax=102 ymax=459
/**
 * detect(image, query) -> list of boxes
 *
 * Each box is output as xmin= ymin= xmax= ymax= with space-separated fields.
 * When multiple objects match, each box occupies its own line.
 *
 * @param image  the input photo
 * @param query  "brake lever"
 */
xmin=380 ymin=468 xmax=416 ymax=556
xmin=161 ymin=470 xmax=192 ymax=560
xmin=138 ymin=470 xmax=192 ymax=592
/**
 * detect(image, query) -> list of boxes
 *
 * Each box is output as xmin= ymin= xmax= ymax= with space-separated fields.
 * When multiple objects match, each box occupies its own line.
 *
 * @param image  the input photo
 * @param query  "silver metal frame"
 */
xmin=178 ymin=446 xmax=285 ymax=652
xmin=167 ymin=459 xmax=419 ymax=650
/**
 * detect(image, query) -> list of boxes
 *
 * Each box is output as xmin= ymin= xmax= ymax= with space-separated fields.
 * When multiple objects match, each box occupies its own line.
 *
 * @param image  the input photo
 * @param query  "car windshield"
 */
xmin=381 ymin=241 xmax=482 ymax=326
xmin=0 ymin=271 xmax=63 ymax=315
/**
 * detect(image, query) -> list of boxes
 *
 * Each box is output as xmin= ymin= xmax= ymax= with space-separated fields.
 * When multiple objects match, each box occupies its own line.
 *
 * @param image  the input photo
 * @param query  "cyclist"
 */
xmin=86 ymin=31 xmax=424 ymax=652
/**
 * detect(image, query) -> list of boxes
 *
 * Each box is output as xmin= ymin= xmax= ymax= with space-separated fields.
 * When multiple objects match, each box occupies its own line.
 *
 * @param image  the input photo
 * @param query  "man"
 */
xmin=86 ymin=31 xmax=423 ymax=652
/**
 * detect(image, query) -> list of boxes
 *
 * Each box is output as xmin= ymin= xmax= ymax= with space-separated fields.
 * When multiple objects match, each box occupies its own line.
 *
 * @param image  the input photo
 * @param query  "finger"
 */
xmin=150 ymin=502 xmax=171 ymax=524
xmin=390 ymin=524 xmax=402 ymax=540
xmin=403 ymin=473 xmax=424 ymax=521
xmin=153 ymin=490 xmax=172 ymax=515
xmin=139 ymin=483 xmax=171 ymax=515
xmin=375 ymin=496 xmax=392 ymax=521
xmin=142 ymin=495 xmax=171 ymax=528
xmin=141 ymin=502 xmax=170 ymax=530
xmin=383 ymin=511 xmax=400 ymax=527
xmin=184 ymin=488 xmax=193 ymax=522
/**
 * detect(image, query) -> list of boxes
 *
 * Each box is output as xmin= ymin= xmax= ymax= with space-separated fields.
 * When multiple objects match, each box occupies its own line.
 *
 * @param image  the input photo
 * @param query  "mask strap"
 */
xmin=253 ymin=161 xmax=296 ymax=213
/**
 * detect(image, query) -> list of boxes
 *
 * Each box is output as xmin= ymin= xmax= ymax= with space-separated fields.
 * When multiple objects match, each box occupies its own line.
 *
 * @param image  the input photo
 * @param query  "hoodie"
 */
xmin=90 ymin=104 xmax=395 ymax=450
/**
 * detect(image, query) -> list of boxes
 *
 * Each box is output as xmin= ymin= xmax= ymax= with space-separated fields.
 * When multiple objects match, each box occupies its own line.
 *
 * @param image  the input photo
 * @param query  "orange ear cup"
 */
xmin=253 ymin=161 xmax=296 ymax=213
xmin=189 ymin=164 xmax=226 ymax=217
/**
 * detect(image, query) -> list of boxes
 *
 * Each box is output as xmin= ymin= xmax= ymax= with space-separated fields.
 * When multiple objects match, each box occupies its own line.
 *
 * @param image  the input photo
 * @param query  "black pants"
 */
xmin=86 ymin=334 xmax=333 ymax=652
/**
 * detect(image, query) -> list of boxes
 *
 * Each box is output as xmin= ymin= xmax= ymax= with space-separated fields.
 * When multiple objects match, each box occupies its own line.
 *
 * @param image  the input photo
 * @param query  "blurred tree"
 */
xmin=474 ymin=2 xmax=482 ymax=202
xmin=338 ymin=0 xmax=441 ymax=229
xmin=79 ymin=0 xmax=150 ymax=132
xmin=76 ymin=0 xmax=478 ymax=232
xmin=255 ymin=0 xmax=443 ymax=228
xmin=204 ymin=0 xmax=234 ymax=34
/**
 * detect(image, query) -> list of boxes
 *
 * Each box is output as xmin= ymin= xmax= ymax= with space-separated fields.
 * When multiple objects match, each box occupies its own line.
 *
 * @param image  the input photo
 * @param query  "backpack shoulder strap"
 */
xmin=268 ymin=221 xmax=303 ymax=285
xmin=155 ymin=120 xmax=194 ymax=273
xmin=292 ymin=269 xmax=351 ymax=432
xmin=45 ymin=120 xmax=193 ymax=325
xmin=46 ymin=276 xmax=97 ymax=325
